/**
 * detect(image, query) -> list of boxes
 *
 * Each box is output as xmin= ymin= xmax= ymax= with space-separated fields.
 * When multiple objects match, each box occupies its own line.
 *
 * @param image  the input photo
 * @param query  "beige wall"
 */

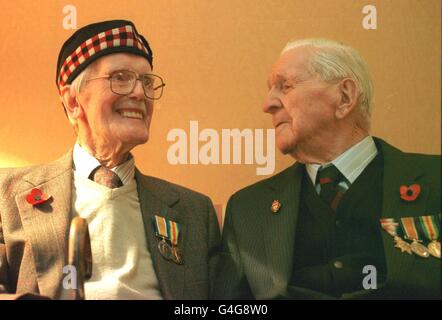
xmin=0 ymin=0 xmax=440 ymax=221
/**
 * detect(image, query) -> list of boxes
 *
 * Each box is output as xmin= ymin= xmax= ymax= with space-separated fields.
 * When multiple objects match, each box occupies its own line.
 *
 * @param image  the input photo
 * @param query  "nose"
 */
xmin=263 ymin=87 xmax=282 ymax=114
xmin=128 ymin=79 xmax=146 ymax=100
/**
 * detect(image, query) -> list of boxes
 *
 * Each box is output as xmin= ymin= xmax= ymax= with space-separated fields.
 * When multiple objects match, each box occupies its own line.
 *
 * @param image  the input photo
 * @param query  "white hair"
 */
xmin=70 ymin=67 xmax=91 ymax=95
xmin=282 ymin=38 xmax=374 ymax=122
xmin=59 ymin=66 xmax=92 ymax=132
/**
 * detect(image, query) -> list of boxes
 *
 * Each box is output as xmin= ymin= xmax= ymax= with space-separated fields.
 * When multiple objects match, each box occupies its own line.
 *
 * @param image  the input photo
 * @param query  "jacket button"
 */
xmin=333 ymin=260 xmax=344 ymax=269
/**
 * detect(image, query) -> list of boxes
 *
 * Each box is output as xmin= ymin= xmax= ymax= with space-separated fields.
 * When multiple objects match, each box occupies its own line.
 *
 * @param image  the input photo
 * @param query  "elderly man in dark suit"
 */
xmin=0 ymin=20 xmax=220 ymax=300
xmin=213 ymin=38 xmax=441 ymax=299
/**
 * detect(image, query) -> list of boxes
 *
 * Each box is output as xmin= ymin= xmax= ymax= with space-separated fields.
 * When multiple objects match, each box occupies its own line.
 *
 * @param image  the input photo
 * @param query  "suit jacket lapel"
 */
xmin=135 ymin=170 xmax=185 ymax=299
xmin=261 ymin=162 xmax=303 ymax=297
xmin=377 ymin=138 xmax=430 ymax=288
xmin=16 ymin=151 xmax=73 ymax=298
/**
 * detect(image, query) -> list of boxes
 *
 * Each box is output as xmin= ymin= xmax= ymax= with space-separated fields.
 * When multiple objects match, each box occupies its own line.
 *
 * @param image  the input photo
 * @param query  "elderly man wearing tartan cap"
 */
xmin=0 ymin=20 xmax=220 ymax=300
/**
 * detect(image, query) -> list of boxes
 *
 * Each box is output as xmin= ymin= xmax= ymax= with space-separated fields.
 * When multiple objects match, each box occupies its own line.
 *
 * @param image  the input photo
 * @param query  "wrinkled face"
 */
xmin=263 ymin=47 xmax=339 ymax=155
xmin=76 ymin=53 xmax=154 ymax=151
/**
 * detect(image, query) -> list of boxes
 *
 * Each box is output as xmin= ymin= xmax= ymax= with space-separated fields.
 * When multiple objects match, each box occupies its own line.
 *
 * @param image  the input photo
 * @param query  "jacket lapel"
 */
xmin=135 ymin=170 xmax=185 ymax=299
xmin=261 ymin=163 xmax=304 ymax=297
xmin=377 ymin=139 xmax=431 ymax=288
xmin=16 ymin=151 xmax=73 ymax=298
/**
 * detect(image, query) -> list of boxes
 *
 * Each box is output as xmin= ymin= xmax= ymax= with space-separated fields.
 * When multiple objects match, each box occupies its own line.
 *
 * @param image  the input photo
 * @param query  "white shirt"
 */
xmin=305 ymin=136 xmax=378 ymax=193
xmin=72 ymin=142 xmax=135 ymax=184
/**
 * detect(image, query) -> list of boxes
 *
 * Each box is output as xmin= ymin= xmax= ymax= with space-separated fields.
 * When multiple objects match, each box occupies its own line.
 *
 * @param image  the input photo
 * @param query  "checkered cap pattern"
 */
xmin=58 ymin=24 xmax=149 ymax=88
xmin=56 ymin=20 xmax=153 ymax=93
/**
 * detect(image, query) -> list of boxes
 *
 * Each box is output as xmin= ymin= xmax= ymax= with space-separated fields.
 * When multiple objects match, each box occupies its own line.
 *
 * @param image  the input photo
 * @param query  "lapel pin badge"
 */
xmin=271 ymin=200 xmax=281 ymax=213
xmin=26 ymin=188 xmax=52 ymax=206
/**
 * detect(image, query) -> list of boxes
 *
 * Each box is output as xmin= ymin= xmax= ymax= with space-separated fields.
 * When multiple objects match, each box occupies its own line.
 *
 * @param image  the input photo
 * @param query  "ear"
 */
xmin=59 ymin=85 xmax=82 ymax=120
xmin=335 ymin=78 xmax=358 ymax=120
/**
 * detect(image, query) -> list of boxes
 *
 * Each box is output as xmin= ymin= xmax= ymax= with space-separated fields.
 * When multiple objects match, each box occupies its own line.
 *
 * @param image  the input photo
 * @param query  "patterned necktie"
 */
xmin=316 ymin=165 xmax=346 ymax=211
xmin=89 ymin=166 xmax=123 ymax=189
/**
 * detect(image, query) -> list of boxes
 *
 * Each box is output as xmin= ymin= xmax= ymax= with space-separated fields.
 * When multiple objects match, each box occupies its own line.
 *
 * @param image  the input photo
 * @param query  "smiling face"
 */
xmin=74 ymin=53 xmax=154 ymax=162
xmin=263 ymin=47 xmax=340 ymax=160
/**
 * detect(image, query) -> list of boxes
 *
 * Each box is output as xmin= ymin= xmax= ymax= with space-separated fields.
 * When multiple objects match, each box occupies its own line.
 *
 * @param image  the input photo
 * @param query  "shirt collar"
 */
xmin=72 ymin=142 xmax=135 ymax=185
xmin=305 ymin=136 xmax=378 ymax=185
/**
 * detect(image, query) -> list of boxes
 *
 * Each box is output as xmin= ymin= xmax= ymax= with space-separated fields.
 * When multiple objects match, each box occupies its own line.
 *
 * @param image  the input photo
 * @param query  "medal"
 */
xmin=171 ymin=246 xmax=184 ymax=265
xmin=158 ymin=238 xmax=172 ymax=260
xmin=409 ymin=240 xmax=430 ymax=258
xmin=394 ymin=236 xmax=412 ymax=255
xmin=427 ymin=241 xmax=441 ymax=258
xmin=418 ymin=215 xmax=441 ymax=258
xmin=152 ymin=215 xmax=184 ymax=264
xmin=380 ymin=218 xmax=412 ymax=254
xmin=400 ymin=217 xmax=430 ymax=258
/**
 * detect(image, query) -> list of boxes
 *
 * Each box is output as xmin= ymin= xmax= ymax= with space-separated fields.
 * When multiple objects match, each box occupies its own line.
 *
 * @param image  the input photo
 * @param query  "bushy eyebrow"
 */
xmin=267 ymin=74 xmax=285 ymax=87
xmin=267 ymin=73 xmax=307 ymax=88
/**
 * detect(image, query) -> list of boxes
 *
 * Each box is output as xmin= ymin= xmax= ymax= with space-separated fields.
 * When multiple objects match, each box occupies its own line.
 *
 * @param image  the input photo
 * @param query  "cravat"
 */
xmin=89 ymin=166 xmax=123 ymax=189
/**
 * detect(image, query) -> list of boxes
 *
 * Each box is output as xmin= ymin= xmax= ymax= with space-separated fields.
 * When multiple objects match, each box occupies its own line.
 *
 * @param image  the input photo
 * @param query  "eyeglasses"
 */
xmin=86 ymin=69 xmax=165 ymax=100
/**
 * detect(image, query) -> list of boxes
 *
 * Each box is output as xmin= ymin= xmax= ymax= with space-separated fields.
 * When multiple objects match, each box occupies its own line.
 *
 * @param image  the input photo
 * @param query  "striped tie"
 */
xmin=316 ymin=165 xmax=347 ymax=211
xmin=89 ymin=166 xmax=123 ymax=189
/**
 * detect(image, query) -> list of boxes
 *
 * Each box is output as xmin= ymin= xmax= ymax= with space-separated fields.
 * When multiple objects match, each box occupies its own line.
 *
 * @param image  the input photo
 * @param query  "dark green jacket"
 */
xmin=212 ymin=138 xmax=441 ymax=299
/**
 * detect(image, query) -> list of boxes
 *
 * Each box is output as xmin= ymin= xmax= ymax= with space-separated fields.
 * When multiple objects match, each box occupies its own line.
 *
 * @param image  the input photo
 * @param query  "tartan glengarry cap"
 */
xmin=56 ymin=19 xmax=153 ymax=90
